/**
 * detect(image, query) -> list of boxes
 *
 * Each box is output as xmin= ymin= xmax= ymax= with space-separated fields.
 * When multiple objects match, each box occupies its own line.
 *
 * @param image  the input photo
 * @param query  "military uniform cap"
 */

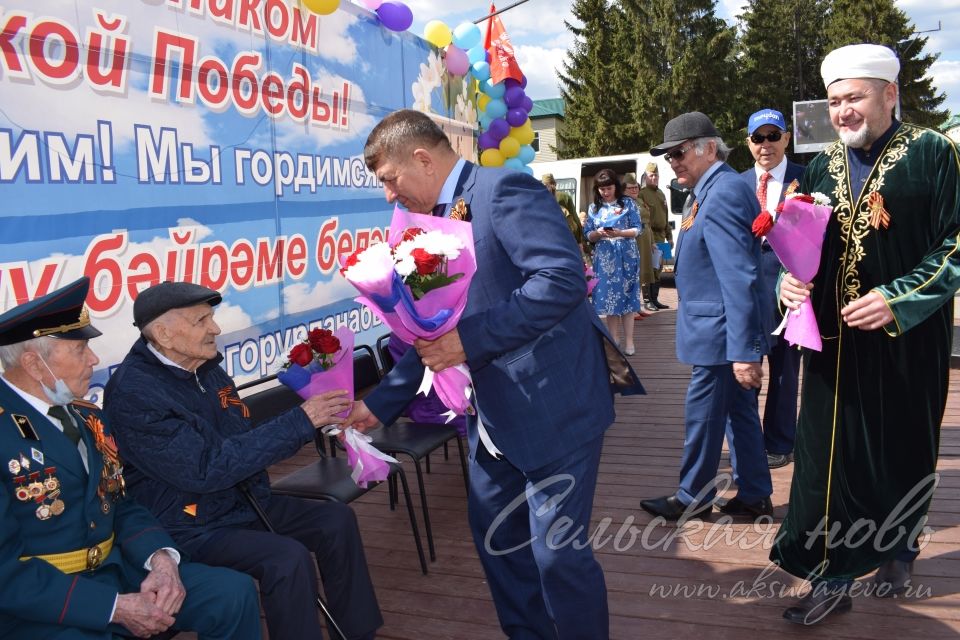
xmin=0 ymin=277 xmax=102 ymax=346
xmin=622 ymin=172 xmax=639 ymax=186
xmin=645 ymin=162 xmax=658 ymax=174
xmin=133 ymin=281 xmax=222 ymax=329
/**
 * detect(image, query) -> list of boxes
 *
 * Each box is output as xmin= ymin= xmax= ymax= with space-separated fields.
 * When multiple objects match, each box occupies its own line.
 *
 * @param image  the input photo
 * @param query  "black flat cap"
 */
xmin=650 ymin=111 xmax=720 ymax=155
xmin=133 ymin=282 xmax=222 ymax=329
xmin=0 ymin=277 xmax=102 ymax=345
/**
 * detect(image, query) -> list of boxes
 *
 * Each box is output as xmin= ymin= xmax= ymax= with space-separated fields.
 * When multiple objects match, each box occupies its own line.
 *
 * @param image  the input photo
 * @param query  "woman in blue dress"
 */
xmin=584 ymin=168 xmax=642 ymax=354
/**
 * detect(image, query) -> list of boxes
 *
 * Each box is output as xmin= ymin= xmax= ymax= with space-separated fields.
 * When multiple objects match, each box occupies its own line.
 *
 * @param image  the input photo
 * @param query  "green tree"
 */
xmin=824 ymin=0 xmax=947 ymax=128
xmin=557 ymin=0 xmax=629 ymax=157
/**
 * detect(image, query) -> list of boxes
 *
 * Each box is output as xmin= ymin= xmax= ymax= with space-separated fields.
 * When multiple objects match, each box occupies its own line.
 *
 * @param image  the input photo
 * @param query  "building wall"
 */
xmin=946 ymin=125 xmax=960 ymax=144
xmin=532 ymin=116 xmax=562 ymax=162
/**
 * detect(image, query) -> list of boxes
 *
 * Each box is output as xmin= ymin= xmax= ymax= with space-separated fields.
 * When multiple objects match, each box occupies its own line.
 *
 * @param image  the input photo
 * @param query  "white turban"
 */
xmin=821 ymin=44 xmax=900 ymax=88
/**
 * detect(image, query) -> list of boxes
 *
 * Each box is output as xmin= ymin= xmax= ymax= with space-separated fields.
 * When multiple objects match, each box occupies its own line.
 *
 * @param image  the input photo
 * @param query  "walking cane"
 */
xmin=238 ymin=483 xmax=349 ymax=640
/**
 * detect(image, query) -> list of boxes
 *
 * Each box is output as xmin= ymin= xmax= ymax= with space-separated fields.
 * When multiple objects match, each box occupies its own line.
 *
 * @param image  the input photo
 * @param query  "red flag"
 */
xmin=483 ymin=3 xmax=495 ymax=51
xmin=485 ymin=5 xmax=524 ymax=85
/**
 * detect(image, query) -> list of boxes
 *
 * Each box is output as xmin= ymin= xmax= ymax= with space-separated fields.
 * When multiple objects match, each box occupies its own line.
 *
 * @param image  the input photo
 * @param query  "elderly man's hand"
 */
xmin=733 ymin=362 xmax=763 ymax=390
xmin=113 ymin=593 xmax=176 ymax=638
xmin=415 ymin=329 xmax=466 ymax=372
xmin=780 ymin=272 xmax=813 ymax=310
xmin=140 ymin=550 xmax=185 ymax=616
xmin=343 ymin=400 xmax=379 ymax=433
xmin=300 ymin=390 xmax=350 ymax=428
xmin=841 ymin=291 xmax=894 ymax=331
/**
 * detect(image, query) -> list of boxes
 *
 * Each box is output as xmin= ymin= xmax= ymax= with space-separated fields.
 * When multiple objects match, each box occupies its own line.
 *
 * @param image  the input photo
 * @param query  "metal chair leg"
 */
xmin=393 ymin=467 xmax=428 ymax=575
xmin=456 ymin=436 xmax=469 ymax=496
xmin=411 ymin=458 xmax=436 ymax=561
xmin=238 ymin=485 xmax=348 ymax=640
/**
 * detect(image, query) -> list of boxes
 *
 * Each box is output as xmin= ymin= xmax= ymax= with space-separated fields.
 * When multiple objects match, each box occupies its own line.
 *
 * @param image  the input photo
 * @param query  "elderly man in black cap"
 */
xmin=639 ymin=112 xmax=772 ymax=523
xmin=0 ymin=276 xmax=261 ymax=639
xmin=103 ymin=281 xmax=383 ymax=640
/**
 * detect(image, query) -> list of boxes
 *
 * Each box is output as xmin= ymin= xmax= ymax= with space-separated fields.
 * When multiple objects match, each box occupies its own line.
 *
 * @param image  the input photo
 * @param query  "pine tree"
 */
xmin=824 ymin=0 xmax=947 ymax=128
xmin=557 ymin=0 xmax=629 ymax=157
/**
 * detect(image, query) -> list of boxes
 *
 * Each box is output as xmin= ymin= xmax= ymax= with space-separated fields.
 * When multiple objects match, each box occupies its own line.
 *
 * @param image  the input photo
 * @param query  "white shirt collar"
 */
xmin=754 ymin=156 xmax=788 ymax=183
xmin=147 ymin=342 xmax=190 ymax=371
xmin=1 ymin=374 xmax=53 ymax=416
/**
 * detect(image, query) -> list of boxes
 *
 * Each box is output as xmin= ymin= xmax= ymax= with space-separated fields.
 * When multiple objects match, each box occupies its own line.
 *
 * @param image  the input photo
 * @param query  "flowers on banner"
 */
xmin=340 ymin=206 xmax=477 ymax=420
xmin=753 ymin=192 xmax=833 ymax=351
xmin=276 ymin=326 xmax=355 ymax=417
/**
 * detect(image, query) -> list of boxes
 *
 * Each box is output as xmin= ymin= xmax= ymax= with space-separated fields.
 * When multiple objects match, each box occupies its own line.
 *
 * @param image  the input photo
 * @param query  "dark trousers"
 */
xmin=468 ymin=434 xmax=608 ymax=640
xmin=762 ymin=334 xmax=802 ymax=455
xmin=185 ymin=496 xmax=382 ymax=640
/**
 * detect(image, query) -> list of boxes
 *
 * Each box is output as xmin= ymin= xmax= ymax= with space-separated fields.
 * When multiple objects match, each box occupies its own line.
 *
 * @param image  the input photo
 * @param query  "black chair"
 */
xmin=376 ymin=332 xmax=395 ymax=374
xmin=239 ymin=364 xmax=429 ymax=576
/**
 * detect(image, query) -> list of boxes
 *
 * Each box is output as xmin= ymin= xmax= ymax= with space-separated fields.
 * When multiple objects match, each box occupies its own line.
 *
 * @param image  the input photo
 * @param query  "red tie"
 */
xmin=757 ymin=172 xmax=771 ymax=211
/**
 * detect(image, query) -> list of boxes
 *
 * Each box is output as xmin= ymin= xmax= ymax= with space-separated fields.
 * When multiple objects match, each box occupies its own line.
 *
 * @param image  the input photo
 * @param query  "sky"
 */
xmin=394 ymin=0 xmax=960 ymax=120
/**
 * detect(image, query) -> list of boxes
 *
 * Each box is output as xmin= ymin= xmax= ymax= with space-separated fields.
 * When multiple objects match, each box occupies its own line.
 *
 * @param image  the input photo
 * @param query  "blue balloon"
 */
xmin=517 ymin=144 xmax=536 ymax=164
xmin=481 ymin=79 xmax=505 ymax=99
xmin=471 ymin=61 xmax=490 ymax=82
xmin=504 ymin=158 xmax=526 ymax=172
xmin=478 ymin=112 xmax=492 ymax=129
xmin=522 ymin=165 xmax=534 ymax=175
xmin=484 ymin=97 xmax=507 ymax=119
xmin=452 ymin=22 xmax=481 ymax=50
xmin=467 ymin=45 xmax=487 ymax=65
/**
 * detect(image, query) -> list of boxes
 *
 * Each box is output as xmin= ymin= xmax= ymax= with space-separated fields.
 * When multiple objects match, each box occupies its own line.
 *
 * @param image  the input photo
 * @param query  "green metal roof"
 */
xmin=530 ymin=98 xmax=565 ymax=119
xmin=942 ymin=114 xmax=960 ymax=131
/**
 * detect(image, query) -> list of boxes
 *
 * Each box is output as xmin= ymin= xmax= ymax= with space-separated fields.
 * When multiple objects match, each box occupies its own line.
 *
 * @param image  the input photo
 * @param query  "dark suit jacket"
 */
xmin=365 ymin=162 xmax=642 ymax=472
xmin=0 ymin=380 xmax=175 ymax=635
xmin=674 ymin=163 xmax=767 ymax=365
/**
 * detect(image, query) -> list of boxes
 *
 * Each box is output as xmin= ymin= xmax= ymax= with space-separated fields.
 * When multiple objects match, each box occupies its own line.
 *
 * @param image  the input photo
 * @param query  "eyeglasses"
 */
xmin=663 ymin=144 xmax=694 ymax=163
xmin=750 ymin=131 xmax=783 ymax=144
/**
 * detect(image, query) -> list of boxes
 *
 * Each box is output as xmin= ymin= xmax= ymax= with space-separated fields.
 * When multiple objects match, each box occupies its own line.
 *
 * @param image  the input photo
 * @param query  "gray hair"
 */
xmin=363 ymin=109 xmax=453 ymax=171
xmin=693 ymin=136 xmax=732 ymax=162
xmin=0 ymin=336 xmax=56 ymax=372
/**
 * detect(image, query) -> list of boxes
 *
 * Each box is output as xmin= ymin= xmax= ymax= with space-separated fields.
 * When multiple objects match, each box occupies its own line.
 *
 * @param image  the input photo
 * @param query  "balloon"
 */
xmin=477 ymin=93 xmax=491 ymax=112
xmin=478 ymin=131 xmax=497 ymax=150
xmin=467 ymin=45 xmax=487 ymax=65
xmin=520 ymin=74 xmax=528 ymax=88
xmin=444 ymin=45 xmax=469 ymax=76
xmin=480 ymin=148 xmax=505 ymax=167
xmin=503 ymin=78 xmax=520 ymax=89
xmin=504 ymin=86 xmax=526 ymax=108
xmin=521 ymin=96 xmax=534 ymax=113
xmin=506 ymin=107 xmax=528 ymax=127
xmin=470 ymin=61 xmax=490 ymax=82
xmin=510 ymin=122 xmax=535 ymax=145
xmin=504 ymin=157 xmax=526 ymax=172
xmin=517 ymin=144 xmax=536 ymax=164
xmin=376 ymin=1 xmax=413 ymax=32
xmin=452 ymin=22 xmax=482 ymax=50
xmin=481 ymin=79 xmax=505 ymax=99
xmin=478 ymin=112 xmax=492 ymax=129
xmin=484 ymin=97 xmax=507 ymax=119
xmin=499 ymin=136 xmax=520 ymax=159
xmin=522 ymin=165 xmax=534 ymax=176
xmin=361 ymin=0 xmax=382 ymax=8
xmin=423 ymin=20 xmax=452 ymax=48
xmin=303 ymin=0 xmax=340 ymax=14
xmin=488 ymin=117 xmax=510 ymax=141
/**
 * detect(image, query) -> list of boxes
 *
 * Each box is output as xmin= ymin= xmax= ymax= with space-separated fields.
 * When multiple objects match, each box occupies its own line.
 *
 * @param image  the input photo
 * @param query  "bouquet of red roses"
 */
xmin=276 ymin=326 xmax=354 ymax=418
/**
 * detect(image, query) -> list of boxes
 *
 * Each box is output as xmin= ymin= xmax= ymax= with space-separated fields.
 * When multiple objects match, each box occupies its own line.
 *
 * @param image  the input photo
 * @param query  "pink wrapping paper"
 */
xmin=278 ymin=327 xmax=355 ymax=418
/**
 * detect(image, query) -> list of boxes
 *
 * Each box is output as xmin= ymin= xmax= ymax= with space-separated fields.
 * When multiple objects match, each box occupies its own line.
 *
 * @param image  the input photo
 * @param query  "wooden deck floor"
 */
xmin=189 ymin=286 xmax=960 ymax=639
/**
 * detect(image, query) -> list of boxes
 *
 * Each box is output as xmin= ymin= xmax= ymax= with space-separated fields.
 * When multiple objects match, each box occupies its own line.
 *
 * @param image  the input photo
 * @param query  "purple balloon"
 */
xmin=488 ymin=118 xmax=510 ymax=141
xmin=520 ymin=74 xmax=527 ymax=88
xmin=504 ymin=86 xmax=526 ymax=108
xmin=478 ymin=131 xmax=497 ymax=150
xmin=521 ymin=95 xmax=534 ymax=112
xmin=503 ymin=78 xmax=520 ymax=89
xmin=376 ymin=1 xmax=413 ymax=32
xmin=506 ymin=108 xmax=528 ymax=127
xmin=445 ymin=45 xmax=470 ymax=76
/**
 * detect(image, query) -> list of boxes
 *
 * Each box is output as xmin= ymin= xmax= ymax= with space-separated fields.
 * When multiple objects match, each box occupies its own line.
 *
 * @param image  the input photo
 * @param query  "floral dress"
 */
xmin=585 ymin=198 xmax=642 ymax=315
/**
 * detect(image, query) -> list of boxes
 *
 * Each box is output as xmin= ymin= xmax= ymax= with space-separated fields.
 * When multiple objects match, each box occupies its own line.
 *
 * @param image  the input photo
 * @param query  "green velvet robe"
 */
xmin=771 ymin=123 xmax=960 ymax=580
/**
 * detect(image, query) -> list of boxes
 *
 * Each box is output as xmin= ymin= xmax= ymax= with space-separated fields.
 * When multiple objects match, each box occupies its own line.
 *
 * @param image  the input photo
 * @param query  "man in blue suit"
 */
xmin=0 ymin=277 xmax=260 ymax=639
xmin=640 ymin=112 xmax=773 ymax=521
xmin=740 ymin=108 xmax=806 ymax=470
xmin=347 ymin=109 xmax=643 ymax=639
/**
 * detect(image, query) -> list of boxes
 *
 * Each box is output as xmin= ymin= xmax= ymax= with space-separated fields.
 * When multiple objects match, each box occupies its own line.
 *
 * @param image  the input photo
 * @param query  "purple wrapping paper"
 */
xmin=276 ymin=326 xmax=355 ymax=418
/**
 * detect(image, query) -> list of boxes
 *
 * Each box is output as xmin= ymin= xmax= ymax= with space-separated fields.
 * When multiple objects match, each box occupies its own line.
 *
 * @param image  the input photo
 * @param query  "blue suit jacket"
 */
xmin=0 ymin=380 xmax=175 ymax=635
xmin=674 ymin=163 xmax=767 ymax=366
xmin=740 ymin=161 xmax=806 ymax=341
xmin=365 ymin=162 xmax=643 ymax=472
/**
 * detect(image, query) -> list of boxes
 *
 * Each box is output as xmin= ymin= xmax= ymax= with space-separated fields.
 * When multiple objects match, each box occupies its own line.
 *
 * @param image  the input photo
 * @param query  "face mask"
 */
xmin=38 ymin=355 xmax=76 ymax=405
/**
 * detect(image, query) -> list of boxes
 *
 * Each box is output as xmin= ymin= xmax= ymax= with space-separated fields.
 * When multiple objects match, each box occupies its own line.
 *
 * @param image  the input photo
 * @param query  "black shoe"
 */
xmin=652 ymin=300 xmax=670 ymax=310
xmin=644 ymin=302 xmax=660 ymax=313
xmin=783 ymin=587 xmax=853 ymax=625
xmin=640 ymin=495 xmax=712 ymax=521
xmin=767 ymin=453 xmax=793 ymax=468
xmin=717 ymin=495 xmax=773 ymax=519
xmin=873 ymin=559 xmax=914 ymax=597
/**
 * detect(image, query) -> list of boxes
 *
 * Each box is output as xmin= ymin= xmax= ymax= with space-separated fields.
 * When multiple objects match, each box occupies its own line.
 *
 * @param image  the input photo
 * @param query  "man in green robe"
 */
xmin=638 ymin=163 xmax=673 ymax=310
xmin=773 ymin=43 xmax=960 ymax=625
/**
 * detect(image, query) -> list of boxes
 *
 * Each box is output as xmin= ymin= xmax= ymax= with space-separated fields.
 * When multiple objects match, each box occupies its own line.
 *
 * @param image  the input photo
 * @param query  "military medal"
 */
xmin=43 ymin=467 xmax=59 ymax=492
xmin=30 ymin=448 xmax=43 ymax=465
xmin=8 ymin=458 xmax=20 ymax=475
xmin=100 ymin=500 xmax=111 ymax=514
xmin=450 ymin=198 xmax=470 ymax=221
xmin=13 ymin=476 xmax=29 ymax=501
xmin=19 ymin=453 xmax=30 ymax=472
xmin=36 ymin=503 xmax=51 ymax=520
xmin=49 ymin=498 xmax=65 ymax=516
xmin=26 ymin=472 xmax=44 ymax=499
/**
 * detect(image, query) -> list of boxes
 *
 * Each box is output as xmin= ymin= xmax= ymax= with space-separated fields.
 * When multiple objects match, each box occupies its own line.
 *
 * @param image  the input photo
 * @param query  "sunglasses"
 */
xmin=750 ymin=131 xmax=783 ymax=144
xmin=663 ymin=143 xmax=694 ymax=163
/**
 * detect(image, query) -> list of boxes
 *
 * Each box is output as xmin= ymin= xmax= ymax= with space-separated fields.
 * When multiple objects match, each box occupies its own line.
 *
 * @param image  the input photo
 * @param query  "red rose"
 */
xmin=402 ymin=227 xmax=425 ymax=242
xmin=339 ymin=249 xmax=362 ymax=276
xmin=316 ymin=334 xmax=340 ymax=355
xmin=792 ymin=194 xmax=815 ymax=204
xmin=288 ymin=342 xmax=313 ymax=366
xmin=412 ymin=248 xmax=441 ymax=275
xmin=751 ymin=210 xmax=774 ymax=237
xmin=307 ymin=328 xmax=332 ymax=351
